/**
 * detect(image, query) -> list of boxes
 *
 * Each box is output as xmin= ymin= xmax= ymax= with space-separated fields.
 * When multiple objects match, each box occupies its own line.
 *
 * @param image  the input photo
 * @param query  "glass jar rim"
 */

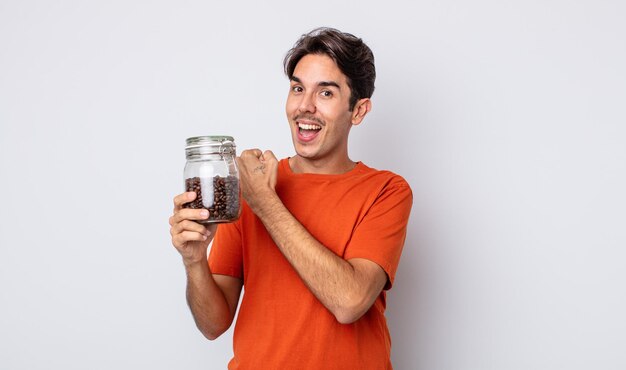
xmin=185 ymin=135 xmax=235 ymax=149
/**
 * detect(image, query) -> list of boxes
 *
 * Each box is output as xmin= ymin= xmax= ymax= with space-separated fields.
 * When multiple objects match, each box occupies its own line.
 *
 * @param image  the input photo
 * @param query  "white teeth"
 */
xmin=298 ymin=123 xmax=321 ymax=130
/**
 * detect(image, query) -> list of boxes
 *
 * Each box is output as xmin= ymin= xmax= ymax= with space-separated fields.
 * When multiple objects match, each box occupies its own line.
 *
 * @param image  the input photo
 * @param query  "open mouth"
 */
xmin=297 ymin=121 xmax=322 ymax=141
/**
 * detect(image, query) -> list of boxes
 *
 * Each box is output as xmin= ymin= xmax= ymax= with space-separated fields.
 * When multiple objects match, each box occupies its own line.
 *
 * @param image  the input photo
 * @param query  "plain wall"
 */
xmin=1 ymin=1 xmax=625 ymax=369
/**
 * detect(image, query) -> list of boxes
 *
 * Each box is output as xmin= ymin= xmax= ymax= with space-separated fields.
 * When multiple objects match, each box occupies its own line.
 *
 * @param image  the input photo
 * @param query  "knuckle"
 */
xmin=170 ymin=224 xmax=180 ymax=237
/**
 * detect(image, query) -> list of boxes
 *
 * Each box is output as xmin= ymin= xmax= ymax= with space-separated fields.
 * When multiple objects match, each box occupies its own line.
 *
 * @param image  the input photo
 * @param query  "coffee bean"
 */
xmin=183 ymin=176 xmax=240 ymax=223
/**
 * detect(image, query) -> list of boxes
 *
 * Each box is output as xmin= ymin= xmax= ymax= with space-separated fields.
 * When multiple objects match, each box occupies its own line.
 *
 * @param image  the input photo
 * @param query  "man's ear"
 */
xmin=351 ymin=98 xmax=372 ymax=126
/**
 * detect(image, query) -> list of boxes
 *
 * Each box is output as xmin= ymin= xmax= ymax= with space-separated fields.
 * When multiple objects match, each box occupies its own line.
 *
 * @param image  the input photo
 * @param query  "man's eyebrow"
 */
xmin=291 ymin=76 xmax=341 ymax=89
xmin=318 ymin=81 xmax=340 ymax=89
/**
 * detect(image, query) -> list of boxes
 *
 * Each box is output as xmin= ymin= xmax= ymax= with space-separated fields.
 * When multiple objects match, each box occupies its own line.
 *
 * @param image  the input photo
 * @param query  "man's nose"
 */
xmin=298 ymin=93 xmax=316 ymax=114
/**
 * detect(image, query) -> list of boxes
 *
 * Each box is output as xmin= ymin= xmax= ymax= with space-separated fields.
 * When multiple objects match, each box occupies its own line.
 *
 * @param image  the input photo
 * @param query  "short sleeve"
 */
xmin=344 ymin=178 xmax=413 ymax=290
xmin=208 ymin=220 xmax=244 ymax=279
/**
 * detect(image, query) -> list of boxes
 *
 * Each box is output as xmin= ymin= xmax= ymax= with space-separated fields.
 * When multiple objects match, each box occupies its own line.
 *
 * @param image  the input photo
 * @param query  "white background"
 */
xmin=1 ymin=1 xmax=625 ymax=369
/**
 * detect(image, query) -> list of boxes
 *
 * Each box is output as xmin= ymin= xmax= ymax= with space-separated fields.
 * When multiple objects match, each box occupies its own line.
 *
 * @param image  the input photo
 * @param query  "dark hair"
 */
xmin=283 ymin=27 xmax=376 ymax=110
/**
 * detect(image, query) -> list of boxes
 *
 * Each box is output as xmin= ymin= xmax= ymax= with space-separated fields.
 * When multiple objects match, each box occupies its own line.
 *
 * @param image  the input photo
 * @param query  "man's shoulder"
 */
xmin=356 ymin=162 xmax=411 ymax=190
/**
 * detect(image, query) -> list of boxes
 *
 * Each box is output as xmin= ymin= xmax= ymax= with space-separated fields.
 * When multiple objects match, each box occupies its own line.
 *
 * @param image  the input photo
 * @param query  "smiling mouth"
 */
xmin=295 ymin=120 xmax=322 ymax=140
xmin=295 ymin=114 xmax=322 ymax=130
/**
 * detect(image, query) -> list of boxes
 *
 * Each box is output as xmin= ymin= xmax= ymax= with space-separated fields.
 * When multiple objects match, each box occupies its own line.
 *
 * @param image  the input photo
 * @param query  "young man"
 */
xmin=169 ymin=28 xmax=413 ymax=369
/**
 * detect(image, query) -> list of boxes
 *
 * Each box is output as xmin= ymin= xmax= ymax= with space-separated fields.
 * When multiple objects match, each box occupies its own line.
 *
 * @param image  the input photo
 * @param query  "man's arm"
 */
xmin=237 ymin=150 xmax=387 ymax=324
xmin=170 ymin=192 xmax=243 ymax=339
xmin=185 ymin=263 xmax=242 ymax=340
xmin=256 ymin=194 xmax=387 ymax=324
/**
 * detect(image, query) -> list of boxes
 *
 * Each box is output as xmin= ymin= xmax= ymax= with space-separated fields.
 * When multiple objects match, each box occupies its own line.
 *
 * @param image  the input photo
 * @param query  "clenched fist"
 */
xmin=236 ymin=149 xmax=279 ymax=211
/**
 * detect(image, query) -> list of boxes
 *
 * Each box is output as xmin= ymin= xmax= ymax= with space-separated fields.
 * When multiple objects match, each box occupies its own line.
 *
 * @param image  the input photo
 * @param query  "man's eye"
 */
xmin=292 ymin=86 xmax=303 ymax=93
xmin=321 ymin=90 xmax=333 ymax=97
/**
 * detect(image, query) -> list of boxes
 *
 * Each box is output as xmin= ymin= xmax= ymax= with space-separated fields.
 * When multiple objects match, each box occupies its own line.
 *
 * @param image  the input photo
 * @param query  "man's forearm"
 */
xmin=251 ymin=191 xmax=385 ymax=323
xmin=185 ymin=261 xmax=233 ymax=340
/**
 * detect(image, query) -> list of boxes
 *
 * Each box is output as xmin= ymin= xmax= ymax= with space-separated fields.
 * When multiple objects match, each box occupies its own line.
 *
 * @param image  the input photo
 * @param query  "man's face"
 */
xmin=285 ymin=53 xmax=356 ymax=164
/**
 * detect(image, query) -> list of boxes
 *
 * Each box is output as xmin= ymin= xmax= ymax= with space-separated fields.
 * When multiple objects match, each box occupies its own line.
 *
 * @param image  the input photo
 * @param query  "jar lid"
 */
xmin=185 ymin=136 xmax=236 ymax=156
xmin=186 ymin=135 xmax=234 ymax=148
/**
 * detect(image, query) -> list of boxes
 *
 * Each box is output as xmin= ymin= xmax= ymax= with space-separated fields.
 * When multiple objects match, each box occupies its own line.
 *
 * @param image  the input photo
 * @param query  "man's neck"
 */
xmin=289 ymin=155 xmax=357 ymax=175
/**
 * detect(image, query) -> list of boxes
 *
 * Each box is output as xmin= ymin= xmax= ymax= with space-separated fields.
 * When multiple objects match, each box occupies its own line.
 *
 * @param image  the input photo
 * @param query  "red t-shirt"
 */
xmin=209 ymin=159 xmax=413 ymax=369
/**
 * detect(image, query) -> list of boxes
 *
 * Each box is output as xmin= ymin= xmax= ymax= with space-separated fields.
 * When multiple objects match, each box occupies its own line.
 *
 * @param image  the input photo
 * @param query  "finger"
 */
xmin=171 ymin=219 xmax=209 ymax=237
xmin=173 ymin=230 xmax=208 ymax=247
xmin=170 ymin=208 xmax=209 ymax=225
xmin=173 ymin=192 xmax=197 ymax=211
xmin=261 ymin=150 xmax=278 ymax=163
xmin=241 ymin=148 xmax=263 ymax=159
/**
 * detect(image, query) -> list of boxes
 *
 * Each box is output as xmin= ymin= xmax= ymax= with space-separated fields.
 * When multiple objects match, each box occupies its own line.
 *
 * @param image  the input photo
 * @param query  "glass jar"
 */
xmin=183 ymin=136 xmax=240 ymax=223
